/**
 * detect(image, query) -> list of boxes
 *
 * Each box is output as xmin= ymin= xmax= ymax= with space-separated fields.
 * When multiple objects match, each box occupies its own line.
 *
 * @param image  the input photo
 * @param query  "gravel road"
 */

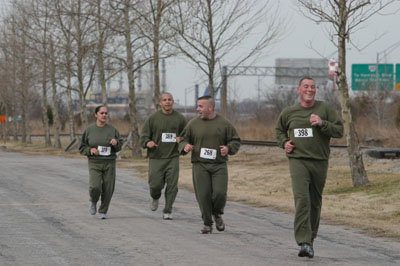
xmin=0 ymin=150 xmax=399 ymax=266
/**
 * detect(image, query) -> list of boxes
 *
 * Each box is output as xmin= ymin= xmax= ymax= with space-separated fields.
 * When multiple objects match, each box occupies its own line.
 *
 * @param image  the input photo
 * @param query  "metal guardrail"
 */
xmin=240 ymin=139 xmax=400 ymax=159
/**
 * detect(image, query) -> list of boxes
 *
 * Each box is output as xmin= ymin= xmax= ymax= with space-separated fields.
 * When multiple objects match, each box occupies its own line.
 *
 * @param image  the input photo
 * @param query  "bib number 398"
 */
xmin=294 ymin=128 xmax=313 ymax=138
xmin=200 ymin=148 xmax=217 ymax=160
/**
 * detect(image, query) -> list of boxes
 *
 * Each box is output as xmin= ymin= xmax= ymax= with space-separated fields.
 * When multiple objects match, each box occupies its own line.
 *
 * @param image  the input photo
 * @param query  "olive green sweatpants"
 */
xmin=148 ymin=157 xmax=179 ymax=214
xmin=192 ymin=162 xmax=228 ymax=226
xmin=88 ymin=159 xmax=116 ymax=214
xmin=289 ymin=158 xmax=328 ymax=245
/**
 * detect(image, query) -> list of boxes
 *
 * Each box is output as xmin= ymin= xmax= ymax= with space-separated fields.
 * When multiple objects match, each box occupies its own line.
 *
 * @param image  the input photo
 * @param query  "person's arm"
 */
xmin=139 ymin=117 xmax=153 ymax=149
xmin=79 ymin=129 xmax=91 ymax=156
xmin=319 ymin=104 xmax=344 ymax=139
xmin=275 ymin=111 xmax=290 ymax=149
xmin=176 ymin=115 xmax=187 ymax=143
xmin=178 ymin=123 xmax=192 ymax=155
xmin=111 ymin=129 xmax=123 ymax=152
xmin=226 ymin=124 xmax=240 ymax=156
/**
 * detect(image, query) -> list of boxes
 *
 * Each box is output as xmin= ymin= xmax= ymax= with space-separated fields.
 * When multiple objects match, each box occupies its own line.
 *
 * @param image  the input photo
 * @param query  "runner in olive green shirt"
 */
xmin=275 ymin=77 xmax=343 ymax=258
xmin=180 ymin=96 xmax=240 ymax=234
xmin=79 ymin=106 xmax=123 ymax=219
xmin=140 ymin=92 xmax=186 ymax=220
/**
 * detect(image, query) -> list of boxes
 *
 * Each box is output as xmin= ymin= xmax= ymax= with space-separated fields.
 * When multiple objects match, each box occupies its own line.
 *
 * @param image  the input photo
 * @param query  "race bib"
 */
xmin=294 ymin=128 xmax=313 ymax=138
xmin=200 ymin=148 xmax=217 ymax=160
xmin=162 ymin=133 xmax=176 ymax=143
xmin=98 ymin=146 xmax=111 ymax=156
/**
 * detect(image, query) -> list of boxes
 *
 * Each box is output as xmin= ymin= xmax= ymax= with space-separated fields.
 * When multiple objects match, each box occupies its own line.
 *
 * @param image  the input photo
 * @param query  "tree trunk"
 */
xmin=97 ymin=0 xmax=108 ymax=106
xmin=50 ymin=38 xmax=61 ymax=149
xmin=221 ymin=66 xmax=227 ymax=116
xmin=20 ymin=38 xmax=28 ymax=145
xmin=337 ymin=2 xmax=368 ymax=187
xmin=66 ymin=44 xmax=75 ymax=140
xmin=206 ymin=0 xmax=215 ymax=97
xmin=123 ymin=0 xmax=142 ymax=158
xmin=76 ymin=0 xmax=88 ymax=129
xmin=152 ymin=0 xmax=162 ymax=111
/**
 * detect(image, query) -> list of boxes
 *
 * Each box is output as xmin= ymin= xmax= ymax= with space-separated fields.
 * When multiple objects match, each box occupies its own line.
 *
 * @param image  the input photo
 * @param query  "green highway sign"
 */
xmin=352 ymin=64 xmax=393 ymax=91
xmin=396 ymin=64 xmax=400 ymax=91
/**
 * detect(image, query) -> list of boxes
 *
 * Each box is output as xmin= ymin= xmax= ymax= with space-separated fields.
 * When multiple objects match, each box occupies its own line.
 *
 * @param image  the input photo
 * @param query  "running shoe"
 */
xmin=200 ymin=225 xmax=213 ymax=234
xmin=163 ymin=213 xmax=173 ymax=220
xmin=214 ymin=215 xmax=225 ymax=231
xmin=150 ymin=199 xmax=159 ymax=211
xmin=89 ymin=202 xmax=96 ymax=215
xmin=298 ymin=243 xmax=314 ymax=258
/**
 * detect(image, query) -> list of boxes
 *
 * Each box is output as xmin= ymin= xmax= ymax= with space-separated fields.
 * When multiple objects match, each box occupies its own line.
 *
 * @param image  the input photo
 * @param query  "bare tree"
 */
xmin=297 ymin=0 xmax=397 ymax=187
xmin=18 ymin=0 xmax=53 ymax=146
xmin=133 ymin=0 xmax=178 ymax=110
xmin=55 ymin=0 xmax=76 ymax=140
xmin=169 ymin=0 xmax=283 ymax=115
xmin=49 ymin=36 xmax=62 ymax=148
xmin=1 ymin=14 xmax=21 ymax=141
xmin=265 ymin=85 xmax=299 ymax=114
xmin=109 ymin=0 xmax=152 ymax=158
xmin=62 ymin=0 xmax=97 ymax=130
xmin=16 ymin=23 xmax=33 ymax=144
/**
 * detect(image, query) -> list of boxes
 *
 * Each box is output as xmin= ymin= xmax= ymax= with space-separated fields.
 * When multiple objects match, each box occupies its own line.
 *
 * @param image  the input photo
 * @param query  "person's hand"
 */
xmin=285 ymin=140 xmax=295 ymax=153
xmin=176 ymin=137 xmax=181 ymax=143
xmin=146 ymin=141 xmax=158 ymax=148
xmin=90 ymin=148 xmax=99 ymax=156
xmin=220 ymin=145 xmax=229 ymax=156
xmin=184 ymin=144 xmax=194 ymax=153
xmin=110 ymin=138 xmax=117 ymax=146
xmin=310 ymin=114 xmax=322 ymax=127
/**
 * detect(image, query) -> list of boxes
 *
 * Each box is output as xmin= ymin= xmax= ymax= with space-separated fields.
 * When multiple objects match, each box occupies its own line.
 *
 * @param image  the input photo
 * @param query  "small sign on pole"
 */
xmin=0 ymin=115 xmax=5 ymax=144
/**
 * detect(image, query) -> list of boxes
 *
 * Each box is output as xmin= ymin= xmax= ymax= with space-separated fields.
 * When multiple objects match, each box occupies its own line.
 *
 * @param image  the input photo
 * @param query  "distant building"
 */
xmin=275 ymin=58 xmax=329 ymax=88
xmin=86 ymin=88 xmax=153 ymax=118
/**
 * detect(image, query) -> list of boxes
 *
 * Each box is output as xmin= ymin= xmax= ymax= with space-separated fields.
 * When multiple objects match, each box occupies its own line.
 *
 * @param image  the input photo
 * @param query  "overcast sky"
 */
xmin=166 ymin=0 xmax=400 ymax=105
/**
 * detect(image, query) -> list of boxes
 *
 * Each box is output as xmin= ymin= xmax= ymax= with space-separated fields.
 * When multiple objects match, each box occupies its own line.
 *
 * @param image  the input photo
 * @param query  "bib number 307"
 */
xmin=200 ymin=148 xmax=217 ymax=160
xmin=294 ymin=128 xmax=313 ymax=138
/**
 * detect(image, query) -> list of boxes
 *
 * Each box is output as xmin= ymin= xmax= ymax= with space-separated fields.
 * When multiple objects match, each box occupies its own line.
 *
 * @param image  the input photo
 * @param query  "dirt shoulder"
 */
xmin=2 ymin=140 xmax=400 ymax=240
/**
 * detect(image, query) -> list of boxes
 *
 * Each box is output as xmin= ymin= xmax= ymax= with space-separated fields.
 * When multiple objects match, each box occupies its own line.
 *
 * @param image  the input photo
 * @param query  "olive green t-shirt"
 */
xmin=140 ymin=110 xmax=187 ymax=159
xmin=275 ymin=101 xmax=344 ymax=160
xmin=79 ymin=123 xmax=122 ymax=160
xmin=179 ymin=114 xmax=241 ymax=163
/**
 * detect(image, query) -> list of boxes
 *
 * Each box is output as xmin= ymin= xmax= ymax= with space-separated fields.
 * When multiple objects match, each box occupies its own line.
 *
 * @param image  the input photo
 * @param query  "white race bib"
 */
xmin=294 ymin=128 xmax=313 ymax=138
xmin=98 ymin=146 xmax=111 ymax=156
xmin=200 ymin=148 xmax=217 ymax=160
xmin=161 ymin=133 xmax=177 ymax=143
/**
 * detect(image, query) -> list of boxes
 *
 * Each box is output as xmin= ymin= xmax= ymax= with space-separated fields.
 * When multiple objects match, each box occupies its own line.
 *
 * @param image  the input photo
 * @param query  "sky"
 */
xmin=165 ymin=0 xmax=400 ymax=106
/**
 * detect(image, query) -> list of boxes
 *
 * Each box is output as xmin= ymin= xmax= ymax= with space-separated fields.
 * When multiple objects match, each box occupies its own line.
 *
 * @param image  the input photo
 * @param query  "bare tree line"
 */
xmin=0 ymin=0 xmax=282 ymax=158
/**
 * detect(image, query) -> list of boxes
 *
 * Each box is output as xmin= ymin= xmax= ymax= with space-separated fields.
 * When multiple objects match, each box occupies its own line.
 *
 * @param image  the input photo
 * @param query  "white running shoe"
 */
xmin=163 ymin=213 xmax=173 ymax=220
xmin=150 ymin=199 xmax=159 ymax=211
xmin=89 ymin=202 xmax=96 ymax=215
